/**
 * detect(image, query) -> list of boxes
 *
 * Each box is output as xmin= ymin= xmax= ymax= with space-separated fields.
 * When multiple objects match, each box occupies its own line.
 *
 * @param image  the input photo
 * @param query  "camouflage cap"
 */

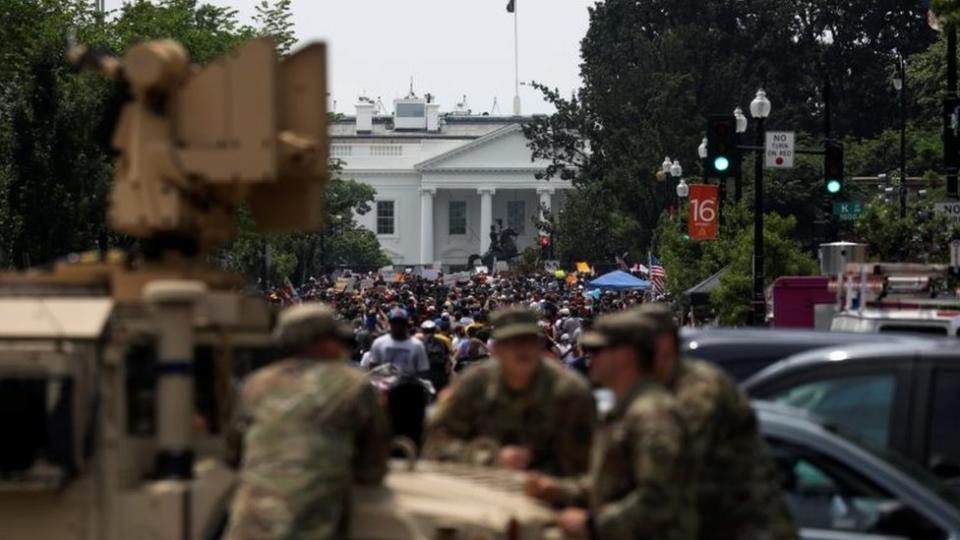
xmin=273 ymin=302 xmax=353 ymax=349
xmin=490 ymin=305 xmax=542 ymax=341
xmin=634 ymin=303 xmax=679 ymax=335
xmin=579 ymin=310 xmax=656 ymax=354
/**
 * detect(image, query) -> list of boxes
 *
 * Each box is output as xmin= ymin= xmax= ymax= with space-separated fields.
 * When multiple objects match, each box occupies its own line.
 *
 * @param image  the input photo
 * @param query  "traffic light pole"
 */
xmin=752 ymin=118 xmax=766 ymax=327
xmin=735 ymin=134 xmax=744 ymax=203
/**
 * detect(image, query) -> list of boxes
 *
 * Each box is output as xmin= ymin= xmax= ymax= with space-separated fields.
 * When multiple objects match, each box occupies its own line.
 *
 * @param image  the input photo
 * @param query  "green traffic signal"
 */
xmin=713 ymin=156 xmax=730 ymax=173
xmin=826 ymin=179 xmax=842 ymax=194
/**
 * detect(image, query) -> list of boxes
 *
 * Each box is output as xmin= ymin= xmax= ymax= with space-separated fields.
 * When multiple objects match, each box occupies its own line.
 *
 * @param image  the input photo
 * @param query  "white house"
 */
xmin=331 ymin=93 xmax=572 ymax=267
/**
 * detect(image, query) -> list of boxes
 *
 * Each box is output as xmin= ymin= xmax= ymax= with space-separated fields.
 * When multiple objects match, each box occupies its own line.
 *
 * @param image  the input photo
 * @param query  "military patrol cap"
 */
xmin=580 ymin=310 xmax=656 ymax=354
xmin=634 ymin=303 xmax=679 ymax=335
xmin=273 ymin=302 xmax=353 ymax=348
xmin=490 ymin=306 xmax=542 ymax=341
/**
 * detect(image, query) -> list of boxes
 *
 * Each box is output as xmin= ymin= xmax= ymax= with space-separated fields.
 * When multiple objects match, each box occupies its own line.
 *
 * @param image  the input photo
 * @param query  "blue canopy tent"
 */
xmin=587 ymin=270 xmax=651 ymax=291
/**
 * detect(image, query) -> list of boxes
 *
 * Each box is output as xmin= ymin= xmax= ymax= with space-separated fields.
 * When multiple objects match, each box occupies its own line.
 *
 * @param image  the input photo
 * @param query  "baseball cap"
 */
xmin=579 ymin=310 xmax=656 ymax=351
xmin=420 ymin=320 xmax=437 ymax=331
xmin=634 ymin=303 xmax=679 ymax=335
xmin=490 ymin=306 xmax=542 ymax=341
xmin=273 ymin=303 xmax=353 ymax=348
xmin=388 ymin=307 xmax=409 ymax=322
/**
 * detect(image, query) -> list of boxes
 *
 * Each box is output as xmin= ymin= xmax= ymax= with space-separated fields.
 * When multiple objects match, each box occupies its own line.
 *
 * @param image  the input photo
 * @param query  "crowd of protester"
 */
xmin=263 ymin=271 xmax=654 ymax=383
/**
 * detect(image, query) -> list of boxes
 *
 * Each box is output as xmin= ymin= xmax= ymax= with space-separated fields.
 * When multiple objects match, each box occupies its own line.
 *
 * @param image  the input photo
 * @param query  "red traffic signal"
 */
xmin=539 ymin=236 xmax=551 ymax=247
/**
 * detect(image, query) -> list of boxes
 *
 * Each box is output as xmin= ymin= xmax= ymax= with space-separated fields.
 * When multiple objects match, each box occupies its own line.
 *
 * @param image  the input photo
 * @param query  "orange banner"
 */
xmin=688 ymin=184 xmax=719 ymax=241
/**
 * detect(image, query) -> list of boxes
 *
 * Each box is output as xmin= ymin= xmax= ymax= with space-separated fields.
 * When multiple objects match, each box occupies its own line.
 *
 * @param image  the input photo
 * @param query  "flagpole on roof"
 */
xmin=512 ymin=0 xmax=521 ymax=115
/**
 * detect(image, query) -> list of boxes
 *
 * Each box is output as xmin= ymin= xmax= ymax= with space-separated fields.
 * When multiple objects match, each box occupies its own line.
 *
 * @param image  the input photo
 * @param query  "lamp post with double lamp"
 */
xmin=750 ymin=89 xmax=771 ymax=326
xmin=734 ymin=106 xmax=748 ymax=202
xmin=893 ymin=53 xmax=908 ymax=219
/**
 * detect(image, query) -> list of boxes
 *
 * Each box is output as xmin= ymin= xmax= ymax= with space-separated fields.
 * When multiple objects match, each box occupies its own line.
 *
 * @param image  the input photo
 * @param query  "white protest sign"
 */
xmin=765 ymin=131 xmax=795 ymax=169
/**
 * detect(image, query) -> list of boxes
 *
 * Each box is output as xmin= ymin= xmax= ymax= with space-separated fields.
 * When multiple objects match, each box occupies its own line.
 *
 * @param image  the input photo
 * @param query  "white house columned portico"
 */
xmin=331 ymin=93 xmax=572 ymax=267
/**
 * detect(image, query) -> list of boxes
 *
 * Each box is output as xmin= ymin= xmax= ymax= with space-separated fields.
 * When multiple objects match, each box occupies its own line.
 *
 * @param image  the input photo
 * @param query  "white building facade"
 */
xmin=331 ymin=95 xmax=571 ymax=267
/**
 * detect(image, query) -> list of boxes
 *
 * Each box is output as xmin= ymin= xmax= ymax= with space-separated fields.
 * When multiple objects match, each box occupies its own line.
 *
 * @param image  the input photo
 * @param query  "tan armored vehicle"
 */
xmin=0 ymin=37 xmax=558 ymax=539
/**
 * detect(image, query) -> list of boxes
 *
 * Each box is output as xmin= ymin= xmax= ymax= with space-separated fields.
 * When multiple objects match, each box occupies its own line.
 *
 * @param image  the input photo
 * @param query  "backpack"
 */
xmin=424 ymin=336 xmax=449 ymax=371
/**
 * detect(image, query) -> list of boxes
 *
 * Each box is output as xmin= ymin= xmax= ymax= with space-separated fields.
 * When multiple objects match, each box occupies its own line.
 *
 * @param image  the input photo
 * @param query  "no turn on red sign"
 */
xmin=765 ymin=131 xmax=795 ymax=169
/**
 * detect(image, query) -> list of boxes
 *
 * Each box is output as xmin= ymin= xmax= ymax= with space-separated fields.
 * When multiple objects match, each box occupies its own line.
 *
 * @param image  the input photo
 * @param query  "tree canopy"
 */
xmin=0 ymin=0 xmax=386 ymax=281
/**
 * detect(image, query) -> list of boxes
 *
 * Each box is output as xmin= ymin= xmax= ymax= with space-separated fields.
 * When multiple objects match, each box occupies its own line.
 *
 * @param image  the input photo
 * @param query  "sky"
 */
xmin=103 ymin=0 xmax=596 ymax=114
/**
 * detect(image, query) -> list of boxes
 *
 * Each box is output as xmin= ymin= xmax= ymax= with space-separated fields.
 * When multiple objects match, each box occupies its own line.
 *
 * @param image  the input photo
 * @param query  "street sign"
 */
xmin=765 ymin=131 xmax=795 ymax=169
xmin=935 ymin=201 xmax=960 ymax=226
xmin=832 ymin=201 xmax=864 ymax=221
xmin=688 ymin=184 xmax=719 ymax=240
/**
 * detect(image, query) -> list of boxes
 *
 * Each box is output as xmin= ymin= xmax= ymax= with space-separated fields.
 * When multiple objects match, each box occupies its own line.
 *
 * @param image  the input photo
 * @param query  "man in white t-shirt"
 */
xmin=365 ymin=307 xmax=430 ymax=376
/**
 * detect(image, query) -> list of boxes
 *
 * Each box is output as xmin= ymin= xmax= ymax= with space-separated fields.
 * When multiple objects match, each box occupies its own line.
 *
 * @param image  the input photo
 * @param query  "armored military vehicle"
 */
xmin=0 ymin=37 xmax=558 ymax=539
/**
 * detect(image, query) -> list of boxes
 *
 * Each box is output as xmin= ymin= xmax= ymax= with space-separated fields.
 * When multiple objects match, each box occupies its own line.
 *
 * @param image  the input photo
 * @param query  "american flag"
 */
xmin=649 ymin=255 xmax=667 ymax=295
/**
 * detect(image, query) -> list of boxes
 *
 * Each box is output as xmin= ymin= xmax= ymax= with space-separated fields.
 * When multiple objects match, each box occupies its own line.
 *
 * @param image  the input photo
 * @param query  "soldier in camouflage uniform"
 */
xmin=422 ymin=306 xmax=595 ymax=477
xmin=527 ymin=311 xmax=698 ymax=539
xmin=636 ymin=303 xmax=797 ymax=540
xmin=224 ymin=303 xmax=390 ymax=540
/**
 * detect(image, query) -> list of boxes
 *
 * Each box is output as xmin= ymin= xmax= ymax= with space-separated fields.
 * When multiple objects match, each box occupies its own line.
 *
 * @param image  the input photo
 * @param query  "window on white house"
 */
xmin=449 ymin=201 xmax=467 ymax=235
xmin=507 ymin=200 xmax=526 ymax=234
xmin=376 ymin=201 xmax=395 ymax=235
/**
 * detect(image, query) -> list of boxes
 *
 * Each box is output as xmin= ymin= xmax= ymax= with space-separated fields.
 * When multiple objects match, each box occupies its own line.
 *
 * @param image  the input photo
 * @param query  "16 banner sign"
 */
xmin=688 ymin=184 xmax=719 ymax=241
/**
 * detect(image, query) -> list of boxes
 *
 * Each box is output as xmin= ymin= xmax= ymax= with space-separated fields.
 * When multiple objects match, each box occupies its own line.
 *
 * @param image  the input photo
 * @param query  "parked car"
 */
xmin=744 ymin=341 xmax=960 ymax=486
xmin=680 ymin=328 xmax=930 ymax=381
xmin=757 ymin=401 xmax=960 ymax=540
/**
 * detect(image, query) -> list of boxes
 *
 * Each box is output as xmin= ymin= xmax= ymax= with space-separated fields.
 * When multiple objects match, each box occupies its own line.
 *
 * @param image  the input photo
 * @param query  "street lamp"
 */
xmin=698 ymin=138 xmax=707 ymax=160
xmin=733 ymin=106 xmax=748 ymax=203
xmin=893 ymin=53 xmax=907 ymax=219
xmin=662 ymin=156 xmax=673 ymax=175
xmin=750 ymin=89 xmax=771 ymax=326
xmin=734 ymin=106 xmax=749 ymax=134
xmin=676 ymin=178 xmax=689 ymax=199
xmin=670 ymin=159 xmax=683 ymax=178
xmin=669 ymin=159 xmax=683 ymax=211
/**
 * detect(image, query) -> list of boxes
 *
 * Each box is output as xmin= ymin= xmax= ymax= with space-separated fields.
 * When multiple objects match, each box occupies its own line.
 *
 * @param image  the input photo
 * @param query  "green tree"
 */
xmin=253 ymin=0 xmax=296 ymax=54
xmin=853 ymin=200 xmax=960 ymax=262
xmin=0 ymin=0 xmax=257 ymax=268
xmin=709 ymin=213 xmax=818 ymax=325
xmin=525 ymin=0 xmax=933 ymax=259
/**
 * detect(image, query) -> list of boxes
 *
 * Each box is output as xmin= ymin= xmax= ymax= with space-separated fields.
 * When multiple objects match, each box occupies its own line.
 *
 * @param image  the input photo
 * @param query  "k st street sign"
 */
xmin=833 ymin=201 xmax=864 ymax=221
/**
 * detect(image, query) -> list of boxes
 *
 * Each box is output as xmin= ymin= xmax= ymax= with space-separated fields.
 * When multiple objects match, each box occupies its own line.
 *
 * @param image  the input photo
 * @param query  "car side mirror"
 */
xmin=873 ymin=500 xmax=941 ymax=539
xmin=929 ymin=455 xmax=960 ymax=480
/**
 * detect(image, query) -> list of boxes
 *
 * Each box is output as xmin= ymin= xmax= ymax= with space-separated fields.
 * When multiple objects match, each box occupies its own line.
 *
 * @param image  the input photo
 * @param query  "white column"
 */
xmin=537 ymin=187 xmax=554 ymax=214
xmin=479 ymin=187 xmax=496 ymax=254
xmin=420 ymin=187 xmax=436 ymax=264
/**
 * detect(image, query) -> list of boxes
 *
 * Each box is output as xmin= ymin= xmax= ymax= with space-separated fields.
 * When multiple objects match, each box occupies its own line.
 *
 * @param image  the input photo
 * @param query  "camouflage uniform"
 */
xmin=672 ymin=358 xmax=797 ymax=540
xmin=422 ymin=306 xmax=595 ymax=477
xmin=422 ymin=358 xmax=595 ymax=476
xmin=636 ymin=304 xmax=796 ymax=540
xmin=224 ymin=303 xmax=390 ymax=540
xmin=551 ymin=313 xmax=698 ymax=540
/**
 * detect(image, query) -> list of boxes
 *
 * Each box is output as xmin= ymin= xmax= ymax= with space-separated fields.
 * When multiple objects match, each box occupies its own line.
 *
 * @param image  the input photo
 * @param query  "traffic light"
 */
xmin=706 ymin=115 xmax=740 ymax=178
xmin=824 ymin=141 xmax=844 ymax=195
